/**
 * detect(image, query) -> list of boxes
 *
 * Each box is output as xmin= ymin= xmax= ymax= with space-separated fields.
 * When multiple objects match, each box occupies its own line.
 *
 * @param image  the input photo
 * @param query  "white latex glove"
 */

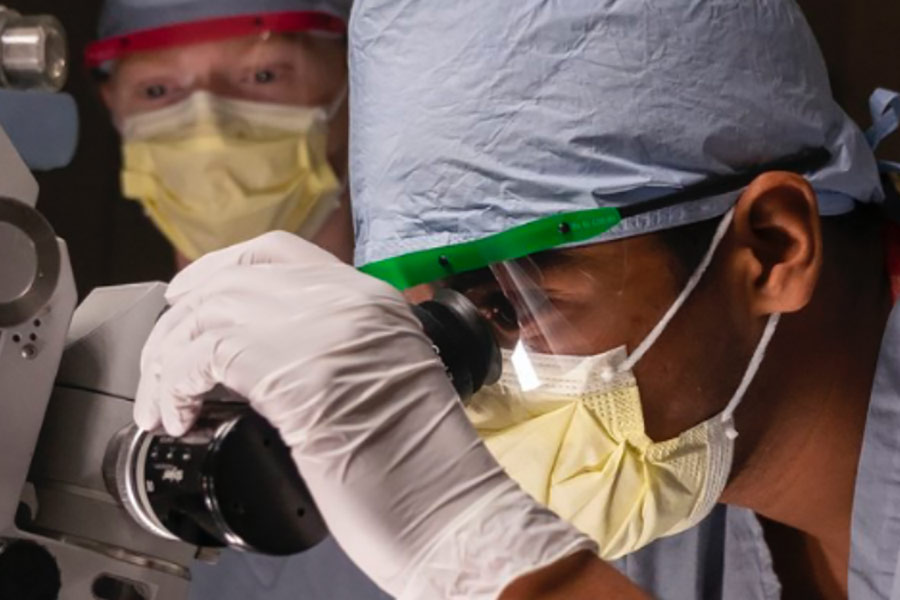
xmin=136 ymin=232 xmax=595 ymax=599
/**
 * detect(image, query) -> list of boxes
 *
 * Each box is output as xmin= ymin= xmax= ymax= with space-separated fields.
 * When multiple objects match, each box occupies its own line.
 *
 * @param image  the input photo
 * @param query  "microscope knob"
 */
xmin=0 ymin=8 xmax=68 ymax=92
xmin=0 ymin=197 xmax=60 ymax=328
xmin=0 ymin=539 xmax=61 ymax=600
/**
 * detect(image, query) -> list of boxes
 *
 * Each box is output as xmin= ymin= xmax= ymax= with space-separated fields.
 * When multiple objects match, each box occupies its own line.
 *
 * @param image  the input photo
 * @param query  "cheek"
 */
xmin=572 ymin=273 xmax=684 ymax=354
xmin=108 ymin=95 xmax=143 ymax=124
xmin=633 ymin=270 xmax=756 ymax=441
xmin=531 ymin=289 xmax=676 ymax=357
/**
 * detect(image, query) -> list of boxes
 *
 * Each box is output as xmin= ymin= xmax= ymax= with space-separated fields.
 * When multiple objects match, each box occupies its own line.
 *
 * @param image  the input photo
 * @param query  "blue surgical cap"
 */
xmin=349 ymin=0 xmax=883 ymax=267
xmin=98 ymin=0 xmax=352 ymax=40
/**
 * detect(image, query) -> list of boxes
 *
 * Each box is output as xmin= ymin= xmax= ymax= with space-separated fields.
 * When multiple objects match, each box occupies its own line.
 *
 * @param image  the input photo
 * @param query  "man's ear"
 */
xmin=730 ymin=171 xmax=822 ymax=315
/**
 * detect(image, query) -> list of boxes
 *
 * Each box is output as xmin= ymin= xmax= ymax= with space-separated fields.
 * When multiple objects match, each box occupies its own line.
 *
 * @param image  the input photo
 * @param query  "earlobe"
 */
xmin=731 ymin=171 xmax=822 ymax=315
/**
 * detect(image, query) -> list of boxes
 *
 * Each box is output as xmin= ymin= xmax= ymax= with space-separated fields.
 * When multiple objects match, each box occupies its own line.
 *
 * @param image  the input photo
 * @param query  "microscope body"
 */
xmin=19 ymin=281 xmax=203 ymax=600
xmin=0 ymin=20 xmax=201 ymax=593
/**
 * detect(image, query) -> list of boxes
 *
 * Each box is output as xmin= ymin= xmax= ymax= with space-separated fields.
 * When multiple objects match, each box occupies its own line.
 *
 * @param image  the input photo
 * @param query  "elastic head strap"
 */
xmin=618 ymin=208 xmax=735 ymax=373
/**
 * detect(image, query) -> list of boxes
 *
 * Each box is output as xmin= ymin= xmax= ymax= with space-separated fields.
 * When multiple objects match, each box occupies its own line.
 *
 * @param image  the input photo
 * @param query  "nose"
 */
xmin=203 ymin=71 xmax=235 ymax=98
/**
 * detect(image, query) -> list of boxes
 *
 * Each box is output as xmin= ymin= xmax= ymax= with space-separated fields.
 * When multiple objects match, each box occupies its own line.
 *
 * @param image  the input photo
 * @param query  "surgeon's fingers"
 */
xmin=158 ymin=327 xmax=253 ymax=436
xmin=135 ymin=298 xmax=213 ymax=429
xmin=135 ymin=294 xmax=247 ymax=433
xmin=157 ymin=334 xmax=221 ymax=436
xmin=140 ymin=331 xmax=234 ymax=436
xmin=134 ymin=363 xmax=163 ymax=432
xmin=167 ymin=231 xmax=341 ymax=303
xmin=139 ymin=296 xmax=202 ymax=378
xmin=134 ymin=303 xmax=192 ymax=432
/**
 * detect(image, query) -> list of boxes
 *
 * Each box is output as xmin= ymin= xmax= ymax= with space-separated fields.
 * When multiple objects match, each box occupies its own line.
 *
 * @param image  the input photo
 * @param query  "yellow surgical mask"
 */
xmin=465 ymin=209 xmax=781 ymax=559
xmin=120 ymin=91 xmax=343 ymax=261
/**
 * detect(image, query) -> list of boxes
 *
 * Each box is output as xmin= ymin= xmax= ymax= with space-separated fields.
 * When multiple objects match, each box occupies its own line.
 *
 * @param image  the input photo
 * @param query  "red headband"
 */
xmin=85 ymin=11 xmax=345 ymax=69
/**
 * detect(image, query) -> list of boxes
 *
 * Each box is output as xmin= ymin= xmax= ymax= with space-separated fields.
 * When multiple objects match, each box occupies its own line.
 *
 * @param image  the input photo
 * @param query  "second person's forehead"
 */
xmin=114 ymin=33 xmax=300 ymax=78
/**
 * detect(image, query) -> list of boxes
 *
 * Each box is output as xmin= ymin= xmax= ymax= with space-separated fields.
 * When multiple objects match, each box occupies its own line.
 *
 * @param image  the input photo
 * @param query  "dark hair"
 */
xmin=656 ymin=216 xmax=720 ymax=277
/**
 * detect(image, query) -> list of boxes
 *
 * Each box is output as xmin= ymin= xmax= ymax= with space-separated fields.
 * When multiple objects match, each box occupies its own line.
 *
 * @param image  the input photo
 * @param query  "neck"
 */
xmin=721 ymin=216 xmax=892 ymax=594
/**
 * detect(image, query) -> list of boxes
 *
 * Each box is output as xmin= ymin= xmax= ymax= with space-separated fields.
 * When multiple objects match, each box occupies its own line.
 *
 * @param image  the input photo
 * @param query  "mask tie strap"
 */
xmin=866 ymin=88 xmax=900 ymax=152
xmin=718 ymin=312 xmax=781 ymax=439
xmin=866 ymin=89 xmax=900 ymax=178
xmin=616 ymin=207 xmax=735 ymax=375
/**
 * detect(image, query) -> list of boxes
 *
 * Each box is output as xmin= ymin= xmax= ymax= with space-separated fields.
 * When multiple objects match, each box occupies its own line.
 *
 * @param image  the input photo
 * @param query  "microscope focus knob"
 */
xmin=0 ymin=197 xmax=60 ymax=328
xmin=0 ymin=538 xmax=61 ymax=600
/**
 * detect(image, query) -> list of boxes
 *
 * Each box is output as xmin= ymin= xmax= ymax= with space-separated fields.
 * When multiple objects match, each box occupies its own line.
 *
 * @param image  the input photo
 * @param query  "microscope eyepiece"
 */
xmin=411 ymin=288 xmax=501 ymax=403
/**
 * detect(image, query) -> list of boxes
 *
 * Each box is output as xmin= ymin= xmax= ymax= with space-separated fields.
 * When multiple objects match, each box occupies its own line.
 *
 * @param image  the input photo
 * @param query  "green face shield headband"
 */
xmin=359 ymin=147 xmax=831 ymax=291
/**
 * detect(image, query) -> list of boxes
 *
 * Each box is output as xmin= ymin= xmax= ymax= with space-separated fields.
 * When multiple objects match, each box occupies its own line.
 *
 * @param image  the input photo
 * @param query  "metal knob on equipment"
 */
xmin=0 ymin=7 xmax=68 ymax=92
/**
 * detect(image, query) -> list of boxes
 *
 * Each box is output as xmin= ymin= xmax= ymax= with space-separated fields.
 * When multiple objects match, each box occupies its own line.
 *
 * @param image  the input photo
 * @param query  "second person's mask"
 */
xmin=120 ymin=91 xmax=342 ymax=261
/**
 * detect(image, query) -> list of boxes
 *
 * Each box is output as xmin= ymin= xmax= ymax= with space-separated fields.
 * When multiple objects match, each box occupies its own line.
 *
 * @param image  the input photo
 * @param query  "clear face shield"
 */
xmin=101 ymin=23 xmax=348 ymax=118
xmin=360 ymin=148 xmax=830 ymax=559
xmin=364 ymin=148 xmax=830 ymax=385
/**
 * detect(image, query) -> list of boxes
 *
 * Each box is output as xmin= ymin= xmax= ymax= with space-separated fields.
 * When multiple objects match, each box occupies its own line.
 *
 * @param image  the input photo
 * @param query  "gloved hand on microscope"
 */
xmin=135 ymin=232 xmax=647 ymax=600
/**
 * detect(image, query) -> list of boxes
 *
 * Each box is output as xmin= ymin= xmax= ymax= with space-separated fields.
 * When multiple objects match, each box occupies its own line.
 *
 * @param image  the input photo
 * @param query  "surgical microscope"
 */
xmin=0 ymin=9 xmax=500 ymax=598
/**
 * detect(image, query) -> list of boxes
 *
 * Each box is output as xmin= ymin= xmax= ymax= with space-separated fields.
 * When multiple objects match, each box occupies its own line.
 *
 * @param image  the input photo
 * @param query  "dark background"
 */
xmin=8 ymin=0 xmax=900 ymax=299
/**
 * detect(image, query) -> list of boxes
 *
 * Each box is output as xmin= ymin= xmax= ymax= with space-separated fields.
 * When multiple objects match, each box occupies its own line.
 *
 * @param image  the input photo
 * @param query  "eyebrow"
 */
xmin=233 ymin=34 xmax=304 ymax=59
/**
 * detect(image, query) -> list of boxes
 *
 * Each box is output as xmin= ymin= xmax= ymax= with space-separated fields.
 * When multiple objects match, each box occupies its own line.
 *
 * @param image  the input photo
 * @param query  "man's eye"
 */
xmin=483 ymin=292 xmax=519 ymax=332
xmin=143 ymin=84 xmax=168 ymax=99
xmin=254 ymin=69 xmax=276 ymax=84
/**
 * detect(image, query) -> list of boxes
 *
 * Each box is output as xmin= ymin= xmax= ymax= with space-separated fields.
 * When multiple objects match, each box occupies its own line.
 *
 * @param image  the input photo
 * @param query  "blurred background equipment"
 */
xmin=0 ymin=6 xmax=67 ymax=92
xmin=0 ymin=10 xmax=197 ymax=598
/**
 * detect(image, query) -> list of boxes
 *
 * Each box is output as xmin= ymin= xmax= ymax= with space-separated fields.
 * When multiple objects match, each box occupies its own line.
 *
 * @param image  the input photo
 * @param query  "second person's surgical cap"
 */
xmin=86 ymin=0 xmax=352 ymax=70
xmin=350 ymin=0 xmax=883 ymax=268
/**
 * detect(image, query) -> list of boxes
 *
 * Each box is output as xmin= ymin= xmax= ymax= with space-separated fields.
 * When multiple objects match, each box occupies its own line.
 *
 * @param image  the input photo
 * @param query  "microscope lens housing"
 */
xmin=104 ymin=289 xmax=501 ymax=555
